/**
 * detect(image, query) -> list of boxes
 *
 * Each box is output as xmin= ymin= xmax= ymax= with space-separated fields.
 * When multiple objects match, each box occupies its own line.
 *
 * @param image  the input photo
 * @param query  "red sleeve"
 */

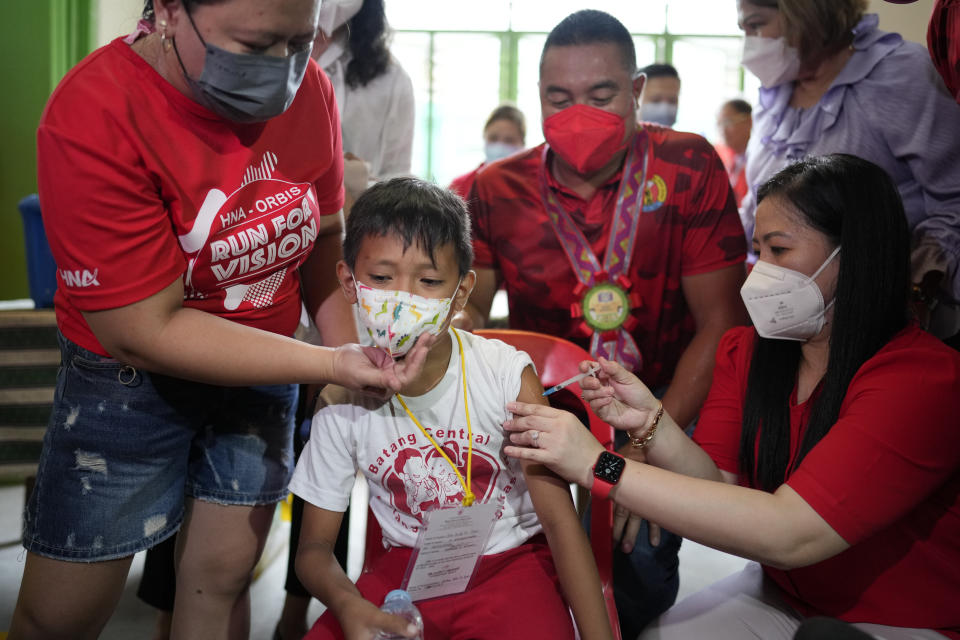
xmin=787 ymin=330 xmax=960 ymax=544
xmin=680 ymin=137 xmax=747 ymax=276
xmin=693 ymin=326 xmax=755 ymax=475
xmin=468 ymin=167 xmax=496 ymax=270
xmin=449 ymin=166 xmax=479 ymax=200
xmin=309 ymin=63 xmax=345 ymax=216
xmin=38 ymin=91 xmax=186 ymax=312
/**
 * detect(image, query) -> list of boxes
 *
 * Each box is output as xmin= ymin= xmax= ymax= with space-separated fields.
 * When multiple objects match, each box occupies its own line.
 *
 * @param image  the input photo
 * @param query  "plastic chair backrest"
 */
xmin=361 ymin=329 xmax=620 ymax=639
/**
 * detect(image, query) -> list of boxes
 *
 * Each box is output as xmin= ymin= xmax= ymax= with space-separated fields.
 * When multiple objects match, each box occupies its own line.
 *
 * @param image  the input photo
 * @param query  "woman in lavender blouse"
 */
xmin=737 ymin=0 xmax=960 ymax=338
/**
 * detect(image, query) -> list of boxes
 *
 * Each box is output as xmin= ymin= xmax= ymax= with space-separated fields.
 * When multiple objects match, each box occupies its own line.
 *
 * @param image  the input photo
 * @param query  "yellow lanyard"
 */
xmin=395 ymin=328 xmax=475 ymax=507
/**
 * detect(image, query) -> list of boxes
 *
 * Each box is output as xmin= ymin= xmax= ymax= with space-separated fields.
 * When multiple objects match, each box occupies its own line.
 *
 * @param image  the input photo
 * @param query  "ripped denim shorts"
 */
xmin=22 ymin=332 xmax=297 ymax=562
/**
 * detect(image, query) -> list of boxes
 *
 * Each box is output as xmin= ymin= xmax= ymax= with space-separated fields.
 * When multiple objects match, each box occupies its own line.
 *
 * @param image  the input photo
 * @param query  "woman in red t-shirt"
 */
xmin=10 ymin=1 xmax=430 ymax=638
xmin=503 ymin=154 xmax=960 ymax=638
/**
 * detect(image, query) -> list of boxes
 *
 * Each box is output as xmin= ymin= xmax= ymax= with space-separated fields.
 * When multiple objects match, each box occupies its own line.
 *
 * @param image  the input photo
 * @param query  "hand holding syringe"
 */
xmin=542 ymin=364 xmax=601 ymax=397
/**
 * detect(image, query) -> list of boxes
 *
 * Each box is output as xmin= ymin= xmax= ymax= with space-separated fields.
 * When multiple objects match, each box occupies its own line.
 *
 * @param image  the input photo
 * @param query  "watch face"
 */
xmin=594 ymin=451 xmax=626 ymax=484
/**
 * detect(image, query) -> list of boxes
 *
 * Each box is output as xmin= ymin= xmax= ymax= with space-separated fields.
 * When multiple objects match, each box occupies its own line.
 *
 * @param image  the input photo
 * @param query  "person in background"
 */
xmin=637 ymin=63 xmax=681 ymax=127
xmin=503 ymin=154 xmax=960 ymax=639
xmin=10 ymin=1 xmax=432 ymax=638
xmin=459 ymin=10 xmax=748 ymax=636
xmin=449 ymin=103 xmax=526 ymax=199
xmin=312 ymin=0 xmax=415 ymax=207
xmin=714 ymin=98 xmax=752 ymax=208
xmin=737 ymin=0 xmax=960 ymax=340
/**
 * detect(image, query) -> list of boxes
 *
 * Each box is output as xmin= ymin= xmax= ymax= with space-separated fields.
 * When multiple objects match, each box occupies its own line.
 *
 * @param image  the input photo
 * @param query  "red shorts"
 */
xmin=305 ymin=535 xmax=576 ymax=640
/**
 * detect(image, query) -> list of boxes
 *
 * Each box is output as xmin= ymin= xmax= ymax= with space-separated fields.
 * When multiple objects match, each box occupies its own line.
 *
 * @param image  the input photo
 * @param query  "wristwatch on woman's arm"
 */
xmin=591 ymin=450 xmax=626 ymax=500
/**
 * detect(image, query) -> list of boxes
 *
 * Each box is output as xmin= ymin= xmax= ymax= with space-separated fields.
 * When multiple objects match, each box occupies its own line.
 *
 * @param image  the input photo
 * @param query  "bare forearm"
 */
xmin=607 ymin=462 xmax=847 ymax=569
xmin=296 ymin=544 xmax=364 ymax=617
xmin=98 ymin=305 xmax=337 ymax=386
xmin=640 ymin=411 xmax=725 ymax=482
xmin=541 ymin=516 xmax=612 ymax=640
xmin=528 ymin=470 xmax=611 ymax=639
xmin=660 ymin=323 xmax=728 ymax=429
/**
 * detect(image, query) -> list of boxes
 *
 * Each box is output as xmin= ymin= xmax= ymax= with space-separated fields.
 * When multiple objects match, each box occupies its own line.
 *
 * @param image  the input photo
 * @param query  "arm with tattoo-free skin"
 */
xmin=296 ymin=506 xmax=420 ymax=640
xmin=502 ymin=358 xmax=848 ymax=570
xmin=83 ymin=212 xmax=432 ymax=394
xmin=515 ymin=366 xmax=612 ymax=640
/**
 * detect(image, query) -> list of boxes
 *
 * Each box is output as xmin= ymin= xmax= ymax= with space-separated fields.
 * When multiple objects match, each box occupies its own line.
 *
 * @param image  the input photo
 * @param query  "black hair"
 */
xmin=639 ymin=63 xmax=679 ymax=81
xmin=722 ymin=98 xmax=752 ymax=116
xmin=542 ymin=10 xmax=636 ymax=74
xmin=141 ymin=0 xmax=226 ymax=22
xmin=344 ymin=177 xmax=473 ymax=277
xmin=344 ymin=0 xmax=392 ymax=89
xmin=740 ymin=154 xmax=911 ymax=492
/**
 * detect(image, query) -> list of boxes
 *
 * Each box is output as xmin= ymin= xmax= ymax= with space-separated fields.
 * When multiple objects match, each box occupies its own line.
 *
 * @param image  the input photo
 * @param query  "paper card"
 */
xmin=400 ymin=502 xmax=498 ymax=602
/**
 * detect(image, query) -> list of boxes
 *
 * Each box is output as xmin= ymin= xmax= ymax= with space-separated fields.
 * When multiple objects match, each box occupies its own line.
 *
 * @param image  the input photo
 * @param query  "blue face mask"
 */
xmin=639 ymin=101 xmax=678 ymax=128
xmin=484 ymin=141 xmax=523 ymax=163
xmin=173 ymin=9 xmax=312 ymax=123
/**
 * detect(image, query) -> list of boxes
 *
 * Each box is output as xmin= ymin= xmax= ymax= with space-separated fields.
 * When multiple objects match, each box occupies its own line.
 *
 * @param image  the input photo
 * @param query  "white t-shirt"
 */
xmin=289 ymin=329 xmax=542 ymax=555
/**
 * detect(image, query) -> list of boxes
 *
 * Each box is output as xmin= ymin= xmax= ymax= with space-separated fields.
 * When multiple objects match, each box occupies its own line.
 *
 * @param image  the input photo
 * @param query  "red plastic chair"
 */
xmin=361 ymin=329 xmax=621 ymax=638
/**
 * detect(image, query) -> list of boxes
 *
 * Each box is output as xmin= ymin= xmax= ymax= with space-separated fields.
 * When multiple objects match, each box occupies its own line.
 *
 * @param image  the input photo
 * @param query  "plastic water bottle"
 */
xmin=374 ymin=589 xmax=424 ymax=639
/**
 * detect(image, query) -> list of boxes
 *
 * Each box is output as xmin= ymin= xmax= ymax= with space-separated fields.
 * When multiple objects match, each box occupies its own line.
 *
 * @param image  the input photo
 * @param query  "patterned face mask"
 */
xmin=354 ymin=281 xmax=458 ymax=357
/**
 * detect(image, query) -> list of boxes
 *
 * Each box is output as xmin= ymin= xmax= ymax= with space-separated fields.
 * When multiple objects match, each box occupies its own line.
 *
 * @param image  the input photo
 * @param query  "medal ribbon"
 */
xmin=395 ymin=328 xmax=476 ymax=506
xmin=539 ymin=131 xmax=650 ymax=371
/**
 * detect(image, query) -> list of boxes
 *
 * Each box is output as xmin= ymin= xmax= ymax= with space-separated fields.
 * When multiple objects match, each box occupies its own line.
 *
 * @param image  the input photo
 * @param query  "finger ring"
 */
xmin=530 ymin=430 xmax=540 ymax=448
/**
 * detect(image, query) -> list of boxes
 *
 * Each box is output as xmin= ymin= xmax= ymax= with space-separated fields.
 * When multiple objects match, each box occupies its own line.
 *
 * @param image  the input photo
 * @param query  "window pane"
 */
xmin=667 ymin=0 xmax=741 ymax=35
xmin=671 ymin=37 xmax=749 ymax=142
xmin=386 ymin=0 xmax=511 ymax=32
xmin=510 ymin=0 xmax=666 ymax=34
xmin=391 ymin=32 xmax=432 ymax=179
xmin=516 ymin=34 xmax=547 ymax=148
xmin=633 ymin=36 xmax=659 ymax=70
xmin=430 ymin=33 xmax=503 ymax=186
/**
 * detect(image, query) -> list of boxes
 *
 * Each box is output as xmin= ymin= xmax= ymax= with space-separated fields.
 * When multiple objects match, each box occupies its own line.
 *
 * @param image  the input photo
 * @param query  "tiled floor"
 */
xmin=0 ymin=481 xmax=746 ymax=639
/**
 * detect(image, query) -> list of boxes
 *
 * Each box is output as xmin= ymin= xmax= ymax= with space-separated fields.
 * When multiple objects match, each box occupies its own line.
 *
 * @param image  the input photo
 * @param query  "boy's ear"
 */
xmin=336 ymin=261 xmax=358 ymax=304
xmin=454 ymin=270 xmax=477 ymax=312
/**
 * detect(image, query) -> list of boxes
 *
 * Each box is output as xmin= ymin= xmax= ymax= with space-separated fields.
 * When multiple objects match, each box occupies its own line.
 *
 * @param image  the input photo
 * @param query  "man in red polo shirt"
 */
xmin=457 ymin=9 xmax=748 ymax=636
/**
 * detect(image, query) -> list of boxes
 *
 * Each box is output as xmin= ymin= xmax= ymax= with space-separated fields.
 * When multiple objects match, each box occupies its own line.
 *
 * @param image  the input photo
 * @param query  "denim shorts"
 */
xmin=22 ymin=333 xmax=297 ymax=562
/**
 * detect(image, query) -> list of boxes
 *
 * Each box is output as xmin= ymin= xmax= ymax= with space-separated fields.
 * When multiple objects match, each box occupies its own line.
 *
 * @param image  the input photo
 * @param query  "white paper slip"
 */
xmin=401 ymin=502 xmax=499 ymax=602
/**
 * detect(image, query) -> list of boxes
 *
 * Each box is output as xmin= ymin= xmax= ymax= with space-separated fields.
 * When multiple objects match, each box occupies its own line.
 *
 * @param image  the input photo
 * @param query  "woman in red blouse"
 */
xmin=504 ymin=154 xmax=960 ymax=639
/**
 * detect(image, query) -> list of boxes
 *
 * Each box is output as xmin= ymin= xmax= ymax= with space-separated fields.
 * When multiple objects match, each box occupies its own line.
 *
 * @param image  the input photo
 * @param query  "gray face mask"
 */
xmin=173 ymin=9 xmax=311 ymax=123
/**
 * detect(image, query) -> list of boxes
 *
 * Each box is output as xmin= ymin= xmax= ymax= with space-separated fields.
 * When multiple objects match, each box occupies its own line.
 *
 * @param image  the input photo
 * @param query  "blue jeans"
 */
xmin=22 ymin=332 xmax=296 ymax=562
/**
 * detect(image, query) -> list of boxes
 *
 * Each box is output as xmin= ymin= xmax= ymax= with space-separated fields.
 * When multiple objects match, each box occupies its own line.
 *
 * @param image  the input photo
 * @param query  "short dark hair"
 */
xmin=484 ymin=104 xmax=526 ymax=143
xmin=722 ymin=98 xmax=753 ymax=116
xmin=639 ymin=63 xmax=679 ymax=82
xmin=740 ymin=154 xmax=910 ymax=492
xmin=541 ymin=10 xmax=636 ymax=74
xmin=344 ymin=177 xmax=474 ymax=277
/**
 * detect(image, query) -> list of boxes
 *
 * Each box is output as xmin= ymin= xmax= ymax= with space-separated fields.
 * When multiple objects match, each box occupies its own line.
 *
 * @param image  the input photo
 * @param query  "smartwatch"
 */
xmin=591 ymin=450 xmax=626 ymax=500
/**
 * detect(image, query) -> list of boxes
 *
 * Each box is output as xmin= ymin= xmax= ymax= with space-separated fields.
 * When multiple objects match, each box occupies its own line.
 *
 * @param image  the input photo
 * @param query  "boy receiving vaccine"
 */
xmin=290 ymin=177 xmax=612 ymax=640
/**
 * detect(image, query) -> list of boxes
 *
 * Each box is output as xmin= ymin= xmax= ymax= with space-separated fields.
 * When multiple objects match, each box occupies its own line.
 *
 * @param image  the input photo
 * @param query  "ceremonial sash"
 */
xmin=539 ymin=132 xmax=650 ymax=372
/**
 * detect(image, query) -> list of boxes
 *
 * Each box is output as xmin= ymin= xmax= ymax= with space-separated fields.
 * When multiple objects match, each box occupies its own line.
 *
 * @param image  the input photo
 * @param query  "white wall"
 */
xmin=97 ymin=0 xmax=144 ymax=47
xmin=868 ymin=0 xmax=935 ymax=46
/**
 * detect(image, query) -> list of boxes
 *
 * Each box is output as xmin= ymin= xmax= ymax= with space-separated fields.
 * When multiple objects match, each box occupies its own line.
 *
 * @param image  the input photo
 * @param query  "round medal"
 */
xmin=582 ymin=282 xmax=630 ymax=331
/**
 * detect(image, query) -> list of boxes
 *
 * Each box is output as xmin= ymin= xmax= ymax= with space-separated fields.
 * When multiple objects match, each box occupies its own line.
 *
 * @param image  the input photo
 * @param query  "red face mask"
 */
xmin=542 ymin=104 xmax=628 ymax=174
